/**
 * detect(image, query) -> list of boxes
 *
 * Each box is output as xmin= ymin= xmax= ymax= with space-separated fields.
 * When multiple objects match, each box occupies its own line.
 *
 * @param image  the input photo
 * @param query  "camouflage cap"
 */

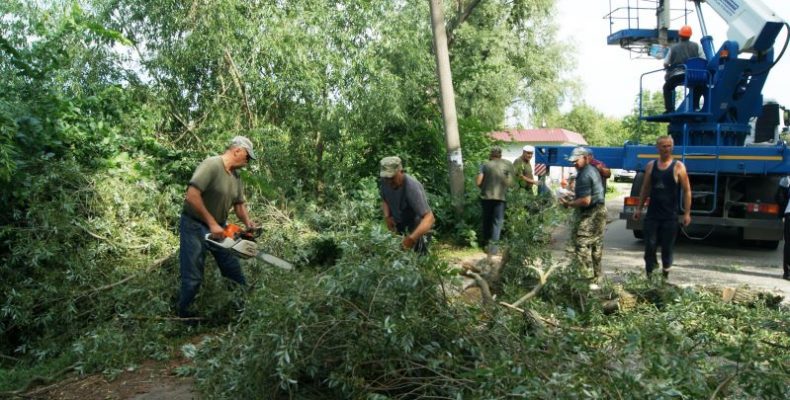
xmin=379 ymin=156 xmax=402 ymax=178
xmin=567 ymin=147 xmax=591 ymax=162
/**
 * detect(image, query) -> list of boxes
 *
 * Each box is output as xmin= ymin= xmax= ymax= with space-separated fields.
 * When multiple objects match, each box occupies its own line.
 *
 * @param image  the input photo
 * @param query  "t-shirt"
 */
xmin=479 ymin=159 xmax=514 ymax=201
xmin=589 ymin=159 xmax=608 ymax=193
xmin=664 ymin=40 xmax=704 ymax=78
xmin=183 ymin=156 xmax=245 ymax=224
xmin=513 ymin=157 xmax=534 ymax=192
xmin=574 ymin=164 xmax=604 ymax=207
xmin=379 ymin=174 xmax=432 ymax=233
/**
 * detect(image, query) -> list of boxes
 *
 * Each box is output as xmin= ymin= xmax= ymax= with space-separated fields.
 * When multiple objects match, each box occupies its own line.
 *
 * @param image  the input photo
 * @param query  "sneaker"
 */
xmin=589 ymin=283 xmax=601 ymax=291
xmin=662 ymin=268 xmax=670 ymax=279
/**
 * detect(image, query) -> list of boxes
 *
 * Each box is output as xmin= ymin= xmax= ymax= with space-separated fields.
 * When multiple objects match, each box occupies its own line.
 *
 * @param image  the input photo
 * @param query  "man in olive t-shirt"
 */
xmin=513 ymin=145 xmax=537 ymax=195
xmin=476 ymin=146 xmax=514 ymax=255
xmin=177 ymin=136 xmax=259 ymax=319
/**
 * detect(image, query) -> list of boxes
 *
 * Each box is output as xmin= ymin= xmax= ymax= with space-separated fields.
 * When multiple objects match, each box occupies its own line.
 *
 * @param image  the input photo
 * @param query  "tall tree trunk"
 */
xmin=429 ymin=0 xmax=464 ymax=217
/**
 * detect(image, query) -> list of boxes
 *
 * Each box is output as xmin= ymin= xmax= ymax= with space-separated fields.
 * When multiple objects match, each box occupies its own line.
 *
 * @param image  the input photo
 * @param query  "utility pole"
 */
xmin=429 ymin=0 xmax=464 ymax=216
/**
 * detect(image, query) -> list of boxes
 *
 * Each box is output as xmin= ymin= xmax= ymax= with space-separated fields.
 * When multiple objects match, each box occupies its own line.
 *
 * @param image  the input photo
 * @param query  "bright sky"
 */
xmin=556 ymin=0 xmax=790 ymax=118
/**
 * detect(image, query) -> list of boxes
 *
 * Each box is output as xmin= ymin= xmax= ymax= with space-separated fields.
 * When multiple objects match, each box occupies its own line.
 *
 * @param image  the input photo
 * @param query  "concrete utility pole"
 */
xmin=429 ymin=0 xmax=465 ymax=216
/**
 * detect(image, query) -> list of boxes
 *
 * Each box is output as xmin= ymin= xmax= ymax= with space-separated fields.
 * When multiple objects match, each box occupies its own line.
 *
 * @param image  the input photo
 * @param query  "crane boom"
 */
xmin=703 ymin=0 xmax=785 ymax=52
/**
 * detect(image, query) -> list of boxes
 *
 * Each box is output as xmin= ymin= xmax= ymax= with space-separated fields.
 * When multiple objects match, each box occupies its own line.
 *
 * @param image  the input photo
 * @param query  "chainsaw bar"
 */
xmin=205 ymin=233 xmax=294 ymax=270
xmin=256 ymin=253 xmax=294 ymax=270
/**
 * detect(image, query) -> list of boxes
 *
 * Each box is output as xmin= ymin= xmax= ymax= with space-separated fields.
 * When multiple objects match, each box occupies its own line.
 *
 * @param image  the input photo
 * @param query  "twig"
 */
xmin=0 ymin=353 xmax=21 ymax=362
xmin=71 ymin=253 xmax=172 ymax=301
xmin=71 ymin=222 xmax=151 ymax=250
xmin=0 ymin=363 xmax=77 ymax=397
xmin=709 ymin=372 xmax=737 ymax=400
xmin=760 ymin=339 xmax=790 ymax=350
xmin=460 ymin=270 xmax=494 ymax=307
xmin=121 ymin=315 xmax=204 ymax=321
xmin=224 ymin=48 xmax=255 ymax=128
xmin=503 ymin=261 xmax=559 ymax=309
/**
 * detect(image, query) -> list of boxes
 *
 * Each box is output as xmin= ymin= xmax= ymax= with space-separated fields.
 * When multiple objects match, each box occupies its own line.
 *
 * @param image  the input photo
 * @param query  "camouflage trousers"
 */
xmin=569 ymin=203 xmax=606 ymax=280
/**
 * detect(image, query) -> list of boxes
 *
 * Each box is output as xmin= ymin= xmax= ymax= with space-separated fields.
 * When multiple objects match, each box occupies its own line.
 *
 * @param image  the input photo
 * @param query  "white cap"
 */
xmin=522 ymin=145 xmax=535 ymax=153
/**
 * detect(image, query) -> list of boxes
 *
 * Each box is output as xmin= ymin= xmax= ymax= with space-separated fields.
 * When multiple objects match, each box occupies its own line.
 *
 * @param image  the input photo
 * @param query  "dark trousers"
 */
xmin=663 ymin=74 xmax=703 ymax=112
xmin=643 ymin=218 xmax=679 ymax=274
xmin=178 ymin=214 xmax=246 ymax=315
xmin=481 ymin=199 xmax=506 ymax=254
xmin=784 ymin=215 xmax=790 ymax=278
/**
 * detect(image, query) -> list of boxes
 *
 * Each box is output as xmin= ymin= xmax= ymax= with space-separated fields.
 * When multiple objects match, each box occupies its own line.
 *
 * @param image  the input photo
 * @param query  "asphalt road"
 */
xmin=551 ymin=182 xmax=790 ymax=302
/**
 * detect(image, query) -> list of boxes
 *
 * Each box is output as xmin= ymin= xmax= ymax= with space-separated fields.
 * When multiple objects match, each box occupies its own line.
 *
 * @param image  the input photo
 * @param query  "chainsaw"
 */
xmin=205 ymin=223 xmax=293 ymax=270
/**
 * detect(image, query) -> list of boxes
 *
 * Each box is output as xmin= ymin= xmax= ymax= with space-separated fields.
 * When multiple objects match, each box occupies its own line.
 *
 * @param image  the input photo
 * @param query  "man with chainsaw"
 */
xmin=177 ymin=136 xmax=258 ymax=319
xmin=379 ymin=156 xmax=435 ymax=254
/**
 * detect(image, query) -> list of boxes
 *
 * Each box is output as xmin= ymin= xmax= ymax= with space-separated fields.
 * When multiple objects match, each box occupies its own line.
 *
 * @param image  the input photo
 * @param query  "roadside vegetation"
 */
xmin=1 ymin=1 xmax=787 ymax=398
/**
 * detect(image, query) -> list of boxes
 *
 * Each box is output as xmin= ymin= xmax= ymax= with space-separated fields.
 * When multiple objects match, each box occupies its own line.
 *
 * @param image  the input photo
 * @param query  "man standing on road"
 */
xmin=379 ymin=156 xmax=435 ymax=254
xmin=476 ymin=146 xmax=514 ymax=255
xmin=178 ymin=136 xmax=258 ymax=319
xmin=633 ymin=135 xmax=692 ymax=279
xmin=559 ymin=147 xmax=606 ymax=285
xmin=513 ymin=145 xmax=537 ymax=195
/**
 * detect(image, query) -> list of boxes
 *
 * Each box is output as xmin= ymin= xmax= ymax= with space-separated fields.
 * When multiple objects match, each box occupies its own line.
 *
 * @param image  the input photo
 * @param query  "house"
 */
xmin=489 ymin=128 xmax=589 ymax=185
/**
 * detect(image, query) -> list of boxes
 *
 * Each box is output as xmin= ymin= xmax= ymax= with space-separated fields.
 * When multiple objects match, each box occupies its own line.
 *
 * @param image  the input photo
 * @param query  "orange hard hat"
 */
xmin=679 ymin=25 xmax=692 ymax=38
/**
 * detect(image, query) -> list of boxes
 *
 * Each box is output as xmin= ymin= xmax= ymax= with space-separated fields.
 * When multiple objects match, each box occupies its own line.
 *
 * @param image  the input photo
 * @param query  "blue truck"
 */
xmin=536 ymin=0 xmax=790 ymax=248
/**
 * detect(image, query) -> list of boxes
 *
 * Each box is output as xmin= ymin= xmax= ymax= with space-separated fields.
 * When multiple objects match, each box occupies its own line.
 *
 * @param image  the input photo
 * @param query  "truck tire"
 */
xmin=630 ymin=172 xmax=645 ymax=197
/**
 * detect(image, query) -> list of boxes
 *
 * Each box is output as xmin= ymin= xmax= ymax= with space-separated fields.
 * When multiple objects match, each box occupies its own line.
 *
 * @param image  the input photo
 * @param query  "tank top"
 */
xmin=646 ymin=160 xmax=679 ymax=220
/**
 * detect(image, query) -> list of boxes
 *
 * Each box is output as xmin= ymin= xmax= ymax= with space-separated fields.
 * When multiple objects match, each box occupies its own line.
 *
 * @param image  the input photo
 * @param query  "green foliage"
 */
xmin=2 ymin=2 xmax=787 ymax=399
xmin=190 ymin=200 xmax=790 ymax=398
xmin=622 ymin=90 xmax=667 ymax=145
xmin=546 ymin=102 xmax=631 ymax=146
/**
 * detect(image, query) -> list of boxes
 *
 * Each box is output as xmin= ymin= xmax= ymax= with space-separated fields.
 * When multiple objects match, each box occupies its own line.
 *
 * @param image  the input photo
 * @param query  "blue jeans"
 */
xmin=481 ymin=199 xmax=506 ymax=254
xmin=178 ymin=214 xmax=246 ymax=315
xmin=643 ymin=218 xmax=678 ymax=274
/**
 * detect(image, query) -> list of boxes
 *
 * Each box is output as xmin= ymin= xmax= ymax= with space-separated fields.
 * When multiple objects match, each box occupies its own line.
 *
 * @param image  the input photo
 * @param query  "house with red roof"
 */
xmin=489 ymin=128 xmax=588 ymax=160
xmin=489 ymin=128 xmax=589 ymax=187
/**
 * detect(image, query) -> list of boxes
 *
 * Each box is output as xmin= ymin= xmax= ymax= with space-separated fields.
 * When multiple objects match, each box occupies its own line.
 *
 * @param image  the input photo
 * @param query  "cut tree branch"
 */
xmin=224 ymin=49 xmax=255 ymax=129
xmin=501 ymin=261 xmax=559 ymax=309
xmin=461 ymin=270 xmax=494 ymax=307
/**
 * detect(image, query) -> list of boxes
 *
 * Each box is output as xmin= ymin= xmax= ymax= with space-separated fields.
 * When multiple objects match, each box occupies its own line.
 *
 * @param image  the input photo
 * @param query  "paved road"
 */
xmin=551 ymin=182 xmax=790 ymax=302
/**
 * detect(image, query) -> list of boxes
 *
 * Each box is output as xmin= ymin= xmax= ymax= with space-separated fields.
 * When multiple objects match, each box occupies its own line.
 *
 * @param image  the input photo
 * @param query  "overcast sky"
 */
xmin=555 ymin=0 xmax=790 ymax=118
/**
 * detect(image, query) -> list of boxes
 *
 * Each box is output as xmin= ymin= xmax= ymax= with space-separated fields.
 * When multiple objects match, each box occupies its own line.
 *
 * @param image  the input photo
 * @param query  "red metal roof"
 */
xmin=489 ymin=128 xmax=588 ymax=145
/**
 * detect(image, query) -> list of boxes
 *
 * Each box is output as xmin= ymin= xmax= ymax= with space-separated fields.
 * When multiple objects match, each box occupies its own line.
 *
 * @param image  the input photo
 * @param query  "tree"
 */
xmin=622 ymin=90 xmax=666 ymax=145
xmin=546 ymin=103 xmax=628 ymax=146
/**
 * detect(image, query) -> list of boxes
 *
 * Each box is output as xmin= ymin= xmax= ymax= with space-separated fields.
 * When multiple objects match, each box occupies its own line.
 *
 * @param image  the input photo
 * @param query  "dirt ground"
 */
xmin=21 ymin=359 xmax=197 ymax=400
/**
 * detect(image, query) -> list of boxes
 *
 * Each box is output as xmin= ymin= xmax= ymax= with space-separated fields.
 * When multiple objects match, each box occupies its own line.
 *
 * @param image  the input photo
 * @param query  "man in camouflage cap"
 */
xmin=559 ymin=147 xmax=606 ymax=287
xmin=379 ymin=156 xmax=434 ymax=254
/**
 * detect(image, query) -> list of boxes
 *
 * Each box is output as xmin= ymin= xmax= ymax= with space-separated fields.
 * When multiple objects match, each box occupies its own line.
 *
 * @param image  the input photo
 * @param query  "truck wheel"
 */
xmin=633 ymin=230 xmax=644 ymax=239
